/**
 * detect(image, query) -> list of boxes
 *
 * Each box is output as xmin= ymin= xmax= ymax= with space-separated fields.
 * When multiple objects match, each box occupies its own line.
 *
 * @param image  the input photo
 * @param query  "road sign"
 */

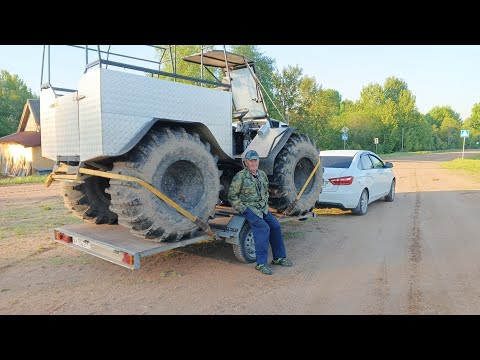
xmin=460 ymin=129 xmax=470 ymax=138
xmin=342 ymin=133 xmax=348 ymax=140
xmin=342 ymin=126 xmax=349 ymax=133
xmin=374 ymin=138 xmax=379 ymax=144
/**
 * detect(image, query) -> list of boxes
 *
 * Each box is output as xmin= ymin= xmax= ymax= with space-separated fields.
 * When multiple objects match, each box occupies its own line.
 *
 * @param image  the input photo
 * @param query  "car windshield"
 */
xmin=320 ymin=156 xmax=353 ymax=168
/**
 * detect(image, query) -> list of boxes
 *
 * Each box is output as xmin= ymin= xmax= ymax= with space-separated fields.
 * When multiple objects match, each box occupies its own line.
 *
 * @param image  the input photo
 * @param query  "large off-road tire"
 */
xmin=106 ymin=127 xmax=221 ymax=242
xmin=62 ymin=176 xmax=118 ymax=224
xmin=268 ymin=133 xmax=322 ymax=216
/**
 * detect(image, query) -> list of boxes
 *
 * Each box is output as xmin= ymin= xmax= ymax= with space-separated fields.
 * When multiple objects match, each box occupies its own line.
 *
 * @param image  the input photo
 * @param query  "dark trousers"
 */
xmin=243 ymin=208 xmax=286 ymax=265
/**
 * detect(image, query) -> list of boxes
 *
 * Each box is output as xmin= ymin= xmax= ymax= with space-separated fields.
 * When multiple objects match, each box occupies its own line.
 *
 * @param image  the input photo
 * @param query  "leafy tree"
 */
xmin=296 ymin=76 xmax=321 ymax=118
xmin=353 ymin=76 xmax=429 ymax=152
xmin=272 ymin=65 xmax=303 ymax=122
xmin=313 ymin=89 xmax=342 ymax=120
xmin=340 ymin=99 xmax=355 ymax=113
xmin=359 ymin=83 xmax=384 ymax=107
xmin=153 ymin=45 xmax=218 ymax=85
xmin=289 ymin=76 xmax=321 ymax=142
xmin=0 ymin=70 xmax=36 ymax=137
xmin=440 ymin=116 xmax=462 ymax=148
xmin=463 ymin=103 xmax=480 ymax=148
xmin=427 ymin=106 xmax=461 ymax=126
xmin=427 ymin=106 xmax=462 ymax=149
xmin=384 ymin=77 xmax=410 ymax=104
xmin=463 ymin=103 xmax=480 ymax=131
xmin=404 ymin=116 xmax=434 ymax=151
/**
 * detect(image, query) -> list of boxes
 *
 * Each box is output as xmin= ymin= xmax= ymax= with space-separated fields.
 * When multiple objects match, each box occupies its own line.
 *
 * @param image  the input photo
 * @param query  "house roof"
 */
xmin=0 ymin=131 xmax=41 ymax=147
xmin=17 ymin=99 xmax=40 ymax=132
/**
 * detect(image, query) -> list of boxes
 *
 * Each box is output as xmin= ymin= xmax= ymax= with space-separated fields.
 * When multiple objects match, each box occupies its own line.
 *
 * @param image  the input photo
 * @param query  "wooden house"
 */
xmin=0 ymin=99 xmax=54 ymax=176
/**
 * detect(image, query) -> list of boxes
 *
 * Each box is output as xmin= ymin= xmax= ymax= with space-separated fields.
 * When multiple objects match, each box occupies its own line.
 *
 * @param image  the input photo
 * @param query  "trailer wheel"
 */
xmin=107 ymin=127 xmax=221 ymax=242
xmin=62 ymin=176 xmax=118 ymax=224
xmin=232 ymin=222 xmax=256 ymax=263
xmin=269 ymin=133 xmax=323 ymax=216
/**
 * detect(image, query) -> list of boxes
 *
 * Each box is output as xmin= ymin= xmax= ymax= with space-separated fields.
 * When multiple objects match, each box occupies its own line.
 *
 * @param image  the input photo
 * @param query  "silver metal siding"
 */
xmin=78 ymin=70 xmax=103 ymax=160
xmin=40 ymin=88 xmax=57 ymax=160
xmin=55 ymin=93 xmax=80 ymax=157
xmin=40 ymin=88 xmax=81 ymax=159
xmin=99 ymin=69 xmax=233 ymax=158
xmin=41 ymin=68 xmax=234 ymax=162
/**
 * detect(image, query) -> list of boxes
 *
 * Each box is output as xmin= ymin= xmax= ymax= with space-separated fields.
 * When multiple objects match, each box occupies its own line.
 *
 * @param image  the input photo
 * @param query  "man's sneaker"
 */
xmin=271 ymin=257 xmax=293 ymax=267
xmin=255 ymin=264 xmax=273 ymax=275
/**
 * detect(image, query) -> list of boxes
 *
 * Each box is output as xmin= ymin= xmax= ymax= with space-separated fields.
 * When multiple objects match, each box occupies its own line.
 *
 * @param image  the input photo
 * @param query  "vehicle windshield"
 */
xmin=320 ymin=156 xmax=353 ymax=168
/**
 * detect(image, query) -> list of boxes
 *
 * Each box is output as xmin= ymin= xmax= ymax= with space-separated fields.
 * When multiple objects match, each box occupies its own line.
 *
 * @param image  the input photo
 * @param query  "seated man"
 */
xmin=228 ymin=149 xmax=293 ymax=275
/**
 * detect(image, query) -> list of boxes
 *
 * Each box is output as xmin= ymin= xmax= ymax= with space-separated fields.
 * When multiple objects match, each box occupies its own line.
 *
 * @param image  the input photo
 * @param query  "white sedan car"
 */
xmin=316 ymin=150 xmax=395 ymax=215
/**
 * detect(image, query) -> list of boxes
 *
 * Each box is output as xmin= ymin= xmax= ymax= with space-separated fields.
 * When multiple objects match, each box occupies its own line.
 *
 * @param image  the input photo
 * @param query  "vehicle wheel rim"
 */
xmin=245 ymin=231 xmax=256 ymax=257
xmin=391 ymin=184 xmax=395 ymax=200
xmin=161 ymin=160 xmax=203 ymax=211
xmin=361 ymin=192 xmax=368 ymax=212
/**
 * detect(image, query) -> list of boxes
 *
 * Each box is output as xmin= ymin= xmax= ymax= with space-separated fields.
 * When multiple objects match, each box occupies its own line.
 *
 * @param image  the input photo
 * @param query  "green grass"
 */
xmin=381 ymin=151 xmax=431 ymax=159
xmin=379 ymin=149 xmax=463 ymax=160
xmin=441 ymin=154 xmax=480 ymax=182
xmin=49 ymin=254 xmax=94 ymax=266
xmin=0 ymin=175 xmax=48 ymax=186
xmin=0 ymin=199 xmax=82 ymax=241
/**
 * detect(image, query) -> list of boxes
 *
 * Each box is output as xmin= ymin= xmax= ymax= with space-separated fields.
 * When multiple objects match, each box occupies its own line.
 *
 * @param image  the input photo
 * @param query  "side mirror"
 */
xmin=385 ymin=162 xmax=393 ymax=168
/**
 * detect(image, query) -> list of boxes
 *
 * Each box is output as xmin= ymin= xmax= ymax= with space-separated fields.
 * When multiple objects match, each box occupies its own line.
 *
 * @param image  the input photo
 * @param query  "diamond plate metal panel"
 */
xmin=40 ymin=88 xmax=57 ymax=160
xmin=100 ymin=112 xmax=152 ymax=158
xmin=42 ymin=68 xmax=235 ymax=162
xmin=55 ymin=93 xmax=80 ymax=156
xmin=77 ymin=70 xmax=103 ymax=161
xmin=100 ymin=70 xmax=233 ymax=157
xmin=40 ymin=88 xmax=80 ymax=160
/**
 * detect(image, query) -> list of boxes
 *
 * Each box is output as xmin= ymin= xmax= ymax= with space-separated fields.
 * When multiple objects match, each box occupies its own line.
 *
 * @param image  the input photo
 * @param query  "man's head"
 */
xmin=244 ymin=150 xmax=259 ymax=161
xmin=244 ymin=150 xmax=260 ymax=174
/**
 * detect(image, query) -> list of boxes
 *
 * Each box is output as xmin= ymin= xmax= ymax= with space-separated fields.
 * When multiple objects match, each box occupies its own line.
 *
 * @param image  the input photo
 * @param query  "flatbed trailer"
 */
xmin=54 ymin=208 xmax=315 ymax=270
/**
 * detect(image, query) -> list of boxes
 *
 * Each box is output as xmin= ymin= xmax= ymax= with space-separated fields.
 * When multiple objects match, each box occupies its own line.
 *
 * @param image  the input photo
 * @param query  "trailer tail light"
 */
xmin=329 ymin=176 xmax=354 ymax=185
xmin=122 ymin=253 xmax=134 ymax=265
xmin=54 ymin=230 xmax=72 ymax=243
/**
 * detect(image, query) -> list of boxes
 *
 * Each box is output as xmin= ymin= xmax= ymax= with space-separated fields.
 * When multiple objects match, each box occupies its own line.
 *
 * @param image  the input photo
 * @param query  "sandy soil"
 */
xmin=1 ymin=150 xmax=480 ymax=314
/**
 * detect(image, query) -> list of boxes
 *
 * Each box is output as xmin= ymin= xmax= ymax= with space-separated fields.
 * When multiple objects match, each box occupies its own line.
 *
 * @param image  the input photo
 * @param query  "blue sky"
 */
xmin=1 ymin=45 xmax=479 ymax=121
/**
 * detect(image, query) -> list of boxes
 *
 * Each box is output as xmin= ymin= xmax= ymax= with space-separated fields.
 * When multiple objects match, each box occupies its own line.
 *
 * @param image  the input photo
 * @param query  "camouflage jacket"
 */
xmin=228 ymin=168 xmax=269 ymax=218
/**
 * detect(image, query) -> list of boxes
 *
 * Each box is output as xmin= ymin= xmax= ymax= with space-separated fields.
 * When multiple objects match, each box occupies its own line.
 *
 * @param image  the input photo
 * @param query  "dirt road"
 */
xmin=1 ymin=150 xmax=480 ymax=314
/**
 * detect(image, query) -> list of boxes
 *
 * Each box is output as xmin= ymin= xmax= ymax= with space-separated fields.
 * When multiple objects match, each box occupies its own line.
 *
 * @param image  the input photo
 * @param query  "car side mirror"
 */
xmin=385 ymin=162 xmax=393 ymax=168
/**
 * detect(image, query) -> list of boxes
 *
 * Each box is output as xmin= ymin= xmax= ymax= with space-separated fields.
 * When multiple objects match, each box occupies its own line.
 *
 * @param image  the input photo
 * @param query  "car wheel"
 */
xmin=352 ymin=189 xmax=368 ymax=215
xmin=385 ymin=179 xmax=395 ymax=202
xmin=232 ymin=222 xmax=256 ymax=263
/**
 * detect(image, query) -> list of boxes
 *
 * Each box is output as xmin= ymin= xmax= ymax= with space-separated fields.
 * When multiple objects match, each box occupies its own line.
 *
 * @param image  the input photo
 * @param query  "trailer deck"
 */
xmin=54 ymin=208 xmax=315 ymax=270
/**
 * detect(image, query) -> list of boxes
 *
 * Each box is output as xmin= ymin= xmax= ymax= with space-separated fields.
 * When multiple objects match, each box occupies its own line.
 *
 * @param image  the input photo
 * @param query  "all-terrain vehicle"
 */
xmin=41 ymin=45 xmax=322 ymax=243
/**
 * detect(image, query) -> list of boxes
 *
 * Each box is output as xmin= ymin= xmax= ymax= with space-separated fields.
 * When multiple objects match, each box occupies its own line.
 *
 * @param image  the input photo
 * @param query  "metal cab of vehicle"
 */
xmin=316 ymin=150 xmax=395 ymax=215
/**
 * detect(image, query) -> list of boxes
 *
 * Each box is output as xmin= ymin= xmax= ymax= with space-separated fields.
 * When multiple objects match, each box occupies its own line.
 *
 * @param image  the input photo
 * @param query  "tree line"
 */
xmin=0 ymin=70 xmax=36 ymax=137
xmin=2 ymin=45 xmax=480 ymax=152
xmin=228 ymin=45 xmax=480 ymax=153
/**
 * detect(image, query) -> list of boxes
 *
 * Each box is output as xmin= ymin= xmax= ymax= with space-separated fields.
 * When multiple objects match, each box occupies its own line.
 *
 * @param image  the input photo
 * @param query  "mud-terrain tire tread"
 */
xmin=268 ymin=133 xmax=322 ymax=216
xmin=107 ymin=127 xmax=220 ymax=242
xmin=62 ymin=176 xmax=118 ymax=224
